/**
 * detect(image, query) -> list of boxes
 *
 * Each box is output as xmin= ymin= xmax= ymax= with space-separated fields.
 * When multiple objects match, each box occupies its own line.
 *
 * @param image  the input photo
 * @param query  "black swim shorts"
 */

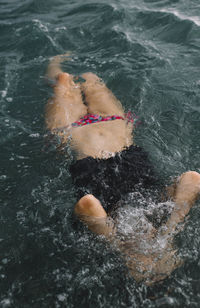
xmin=70 ymin=145 xmax=161 ymax=213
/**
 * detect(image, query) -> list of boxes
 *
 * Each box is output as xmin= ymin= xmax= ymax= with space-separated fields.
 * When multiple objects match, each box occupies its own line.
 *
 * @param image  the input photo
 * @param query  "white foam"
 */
xmin=29 ymin=133 xmax=40 ymax=138
xmin=0 ymin=90 xmax=7 ymax=98
xmin=57 ymin=294 xmax=67 ymax=302
xmin=159 ymin=8 xmax=200 ymax=27
xmin=55 ymin=26 xmax=67 ymax=32
xmin=119 ymin=1 xmax=200 ymax=27
xmin=33 ymin=19 xmax=58 ymax=48
xmin=115 ymin=198 xmax=176 ymax=253
xmin=111 ymin=3 xmax=119 ymax=11
xmin=0 ymin=299 xmax=11 ymax=307
xmin=6 ymin=97 xmax=13 ymax=102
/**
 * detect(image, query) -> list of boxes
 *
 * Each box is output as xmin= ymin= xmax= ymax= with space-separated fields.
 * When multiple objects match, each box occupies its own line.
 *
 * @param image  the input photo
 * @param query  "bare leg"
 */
xmin=45 ymin=59 xmax=133 ymax=157
xmin=81 ymin=72 xmax=125 ymax=117
xmin=45 ymin=56 xmax=87 ymax=138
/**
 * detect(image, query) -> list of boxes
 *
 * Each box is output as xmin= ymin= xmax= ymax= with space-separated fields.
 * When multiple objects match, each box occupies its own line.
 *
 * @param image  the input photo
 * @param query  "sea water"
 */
xmin=0 ymin=0 xmax=200 ymax=307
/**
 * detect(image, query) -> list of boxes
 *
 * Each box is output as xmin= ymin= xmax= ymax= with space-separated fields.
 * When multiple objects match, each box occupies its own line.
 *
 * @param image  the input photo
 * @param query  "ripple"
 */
xmin=159 ymin=8 xmax=200 ymax=26
xmin=0 ymin=0 xmax=200 ymax=306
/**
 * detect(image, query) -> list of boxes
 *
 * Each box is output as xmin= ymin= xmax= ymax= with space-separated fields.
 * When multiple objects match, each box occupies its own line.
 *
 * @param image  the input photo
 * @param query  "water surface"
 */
xmin=0 ymin=0 xmax=200 ymax=307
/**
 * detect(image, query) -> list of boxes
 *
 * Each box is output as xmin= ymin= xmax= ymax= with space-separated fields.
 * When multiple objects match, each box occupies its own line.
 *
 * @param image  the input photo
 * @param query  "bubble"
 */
xmin=6 ymin=97 xmax=13 ymax=102
xmin=29 ymin=133 xmax=40 ymax=138
xmin=1 ymin=90 xmax=7 ymax=98
xmin=0 ymin=299 xmax=12 ymax=308
xmin=57 ymin=294 xmax=67 ymax=302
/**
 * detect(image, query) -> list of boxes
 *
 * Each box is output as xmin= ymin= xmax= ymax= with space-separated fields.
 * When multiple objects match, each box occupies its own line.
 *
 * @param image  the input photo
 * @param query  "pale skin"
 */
xmin=46 ymin=54 xmax=133 ymax=159
xmin=45 ymin=54 xmax=200 ymax=285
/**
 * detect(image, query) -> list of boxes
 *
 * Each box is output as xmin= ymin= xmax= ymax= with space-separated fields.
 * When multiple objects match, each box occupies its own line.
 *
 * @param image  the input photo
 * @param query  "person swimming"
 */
xmin=45 ymin=53 xmax=200 ymax=285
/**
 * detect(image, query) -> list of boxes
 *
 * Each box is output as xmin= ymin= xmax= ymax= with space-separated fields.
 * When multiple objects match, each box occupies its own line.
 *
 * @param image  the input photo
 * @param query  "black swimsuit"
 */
xmin=70 ymin=145 xmax=161 ymax=213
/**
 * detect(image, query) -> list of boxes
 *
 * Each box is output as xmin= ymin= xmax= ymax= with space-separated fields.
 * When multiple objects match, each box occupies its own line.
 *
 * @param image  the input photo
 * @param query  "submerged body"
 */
xmin=45 ymin=54 xmax=200 ymax=285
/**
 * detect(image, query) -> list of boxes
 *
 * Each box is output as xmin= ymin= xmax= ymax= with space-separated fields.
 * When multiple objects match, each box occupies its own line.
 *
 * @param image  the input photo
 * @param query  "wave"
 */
xmin=118 ymin=1 xmax=200 ymax=27
xmin=158 ymin=8 xmax=200 ymax=27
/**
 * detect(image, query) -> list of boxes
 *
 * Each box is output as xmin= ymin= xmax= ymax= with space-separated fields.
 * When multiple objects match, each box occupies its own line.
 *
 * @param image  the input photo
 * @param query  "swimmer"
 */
xmin=45 ymin=54 xmax=200 ymax=285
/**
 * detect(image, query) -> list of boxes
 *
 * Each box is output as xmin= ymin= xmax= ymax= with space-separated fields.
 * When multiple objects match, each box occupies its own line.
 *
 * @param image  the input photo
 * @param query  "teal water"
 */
xmin=0 ymin=0 xmax=200 ymax=307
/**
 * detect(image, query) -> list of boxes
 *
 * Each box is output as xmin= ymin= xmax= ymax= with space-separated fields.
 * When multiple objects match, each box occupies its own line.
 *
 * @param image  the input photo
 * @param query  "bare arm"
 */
xmin=74 ymin=194 xmax=177 ymax=285
xmin=74 ymin=194 xmax=115 ymax=237
xmin=162 ymin=171 xmax=200 ymax=235
xmin=123 ymin=171 xmax=200 ymax=284
xmin=74 ymin=170 xmax=200 ymax=285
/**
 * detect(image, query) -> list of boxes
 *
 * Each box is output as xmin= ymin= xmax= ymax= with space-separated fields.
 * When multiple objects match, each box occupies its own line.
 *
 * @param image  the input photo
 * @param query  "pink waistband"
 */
xmin=51 ymin=111 xmax=140 ymax=134
xmin=71 ymin=111 xmax=140 ymax=127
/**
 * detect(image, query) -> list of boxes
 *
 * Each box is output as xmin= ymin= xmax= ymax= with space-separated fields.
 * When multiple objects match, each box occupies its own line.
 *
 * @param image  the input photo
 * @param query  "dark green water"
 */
xmin=0 ymin=0 xmax=200 ymax=307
